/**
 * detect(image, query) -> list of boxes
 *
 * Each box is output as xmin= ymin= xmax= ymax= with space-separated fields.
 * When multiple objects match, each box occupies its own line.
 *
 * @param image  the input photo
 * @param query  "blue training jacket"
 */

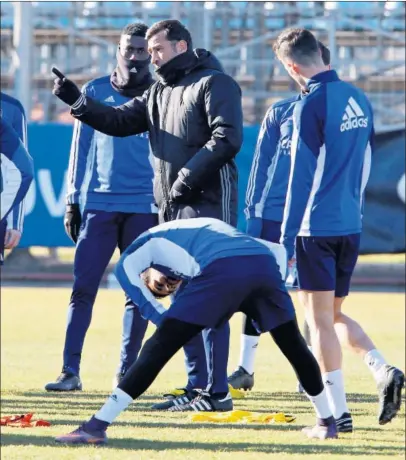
xmin=281 ymin=70 xmax=374 ymax=259
xmin=115 ymin=217 xmax=287 ymax=325
xmin=67 ymin=76 xmax=157 ymax=214
xmin=0 ymin=92 xmax=28 ymax=231
xmin=245 ymin=94 xmax=302 ymax=224
xmin=0 ymin=117 xmax=34 ymax=224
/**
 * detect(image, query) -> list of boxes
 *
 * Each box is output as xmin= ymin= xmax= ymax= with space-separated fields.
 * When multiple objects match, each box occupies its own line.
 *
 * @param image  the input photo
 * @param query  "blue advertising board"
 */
xmin=19 ymin=124 xmax=405 ymax=254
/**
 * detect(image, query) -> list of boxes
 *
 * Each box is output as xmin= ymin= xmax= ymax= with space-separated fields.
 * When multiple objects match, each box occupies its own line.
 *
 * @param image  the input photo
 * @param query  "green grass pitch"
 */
xmin=1 ymin=287 xmax=405 ymax=460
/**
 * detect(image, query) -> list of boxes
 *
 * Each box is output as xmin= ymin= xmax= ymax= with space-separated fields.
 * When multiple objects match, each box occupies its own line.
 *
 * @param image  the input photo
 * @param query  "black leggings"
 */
xmin=119 ymin=317 xmax=323 ymax=399
xmin=119 ymin=318 xmax=204 ymax=399
xmin=269 ymin=319 xmax=322 ymax=396
xmin=243 ymin=313 xmax=312 ymax=346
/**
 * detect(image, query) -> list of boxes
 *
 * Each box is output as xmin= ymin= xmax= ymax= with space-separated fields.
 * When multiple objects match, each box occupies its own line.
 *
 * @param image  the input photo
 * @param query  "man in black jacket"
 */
xmin=52 ymin=19 xmax=243 ymax=411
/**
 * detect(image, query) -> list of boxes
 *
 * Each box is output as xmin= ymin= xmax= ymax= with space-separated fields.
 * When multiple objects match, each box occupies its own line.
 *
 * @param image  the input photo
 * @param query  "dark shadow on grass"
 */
xmin=0 ymin=398 xmax=320 ymax=419
xmin=0 ymin=399 xmax=155 ymax=413
xmin=1 ymin=433 xmax=404 ymax=456
xmin=30 ymin=418 xmax=404 ymax=434
xmin=18 ymin=390 xmax=406 ymax=407
xmin=20 ymin=391 xmax=160 ymax=402
xmin=3 ymin=392 xmax=314 ymax=416
xmin=252 ymin=392 xmax=385 ymax=404
xmin=38 ymin=418 xmax=304 ymax=431
xmin=1 ymin=394 xmax=385 ymax=421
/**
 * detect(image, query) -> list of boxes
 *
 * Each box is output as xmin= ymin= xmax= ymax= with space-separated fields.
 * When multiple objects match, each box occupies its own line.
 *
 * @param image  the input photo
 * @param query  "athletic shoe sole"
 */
xmin=379 ymin=368 xmax=405 ymax=425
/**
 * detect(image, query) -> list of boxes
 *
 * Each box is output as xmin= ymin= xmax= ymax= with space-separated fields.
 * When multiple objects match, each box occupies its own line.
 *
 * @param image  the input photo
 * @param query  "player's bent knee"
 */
xmin=70 ymin=285 xmax=98 ymax=302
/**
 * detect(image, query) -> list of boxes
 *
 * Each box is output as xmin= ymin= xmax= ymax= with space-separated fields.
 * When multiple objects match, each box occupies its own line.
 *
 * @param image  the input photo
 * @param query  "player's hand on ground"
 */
xmin=4 ymin=229 xmax=21 ymax=249
xmin=64 ymin=204 xmax=82 ymax=244
xmin=52 ymin=67 xmax=83 ymax=107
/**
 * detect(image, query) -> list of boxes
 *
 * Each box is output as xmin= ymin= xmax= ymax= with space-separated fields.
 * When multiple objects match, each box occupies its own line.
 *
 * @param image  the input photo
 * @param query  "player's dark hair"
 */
xmin=273 ymin=28 xmax=322 ymax=66
xmin=121 ymin=22 xmax=149 ymax=38
xmin=318 ymin=41 xmax=330 ymax=66
xmin=141 ymin=270 xmax=170 ymax=299
xmin=146 ymin=19 xmax=193 ymax=49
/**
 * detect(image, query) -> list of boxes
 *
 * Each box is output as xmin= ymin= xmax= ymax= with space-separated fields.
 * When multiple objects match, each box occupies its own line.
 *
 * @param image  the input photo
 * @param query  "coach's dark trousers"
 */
xmin=62 ymin=210 xmax=157 ymax=376
xmin=159 ymin=201 xmax=236 ymax=395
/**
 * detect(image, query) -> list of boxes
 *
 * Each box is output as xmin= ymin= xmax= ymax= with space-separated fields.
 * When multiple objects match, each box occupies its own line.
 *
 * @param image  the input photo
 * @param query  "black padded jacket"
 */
xmin=71 ymin=49 xmax=243 ymax=223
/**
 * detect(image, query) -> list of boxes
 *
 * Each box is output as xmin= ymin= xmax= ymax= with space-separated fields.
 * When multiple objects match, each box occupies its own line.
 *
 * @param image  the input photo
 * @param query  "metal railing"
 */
xmin=1 ymin=1 xmax=404 ymax=129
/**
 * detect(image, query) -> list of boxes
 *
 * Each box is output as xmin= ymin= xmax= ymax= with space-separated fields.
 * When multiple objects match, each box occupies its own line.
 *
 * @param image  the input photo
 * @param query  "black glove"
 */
xmin=64 ymin=204 xmax=82 ymax=243
xmin=169 ymin=178 xmax=193 ymax=204
xmin=52 ymin=67 xmax=83 ymax=107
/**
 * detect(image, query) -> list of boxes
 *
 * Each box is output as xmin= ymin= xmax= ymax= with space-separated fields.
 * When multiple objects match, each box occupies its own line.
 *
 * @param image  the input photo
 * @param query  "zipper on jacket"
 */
xmin=159 ymin=85 xmax=174 ymax=221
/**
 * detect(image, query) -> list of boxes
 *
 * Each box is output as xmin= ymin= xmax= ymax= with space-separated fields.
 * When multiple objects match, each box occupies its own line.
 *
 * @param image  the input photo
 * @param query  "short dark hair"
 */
xmin=273 ymin=28 xmax=322 ymax=66
xmin=318 ymin=41 xmax=330 ymax=66
xmin=121 ymin=22 xmax=149 ymax=38
xmin=146 ymin=19 xmax=193 ymax=49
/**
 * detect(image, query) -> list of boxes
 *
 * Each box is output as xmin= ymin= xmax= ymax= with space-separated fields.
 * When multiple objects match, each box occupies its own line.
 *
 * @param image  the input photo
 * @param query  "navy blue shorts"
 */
xmin=166 ymin=254 xmax=295 ymax=332
xmin=0 ymin=220 xmax=7 ymax=265
xmin=261 ymin=219 xmax=282 ymax=244
xmin=295 ymin=234 xmax=361 ymax=297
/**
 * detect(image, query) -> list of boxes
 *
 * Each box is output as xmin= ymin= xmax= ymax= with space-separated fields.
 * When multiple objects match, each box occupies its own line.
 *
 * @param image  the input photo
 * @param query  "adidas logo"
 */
xmin=325 ymin=380 xmax=334 ymax=386
xmin=110 ymin=394 xmax=118 ymax=402
xmin=104 ymin=95 xmax=115 ymax=103
xmin=340 ymin=97 xmax=368 ymax=132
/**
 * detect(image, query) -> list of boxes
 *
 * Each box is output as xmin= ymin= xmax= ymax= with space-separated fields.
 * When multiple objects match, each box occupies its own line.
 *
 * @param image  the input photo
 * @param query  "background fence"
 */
xmin=1 ymin=1 xmax=405 ymax=128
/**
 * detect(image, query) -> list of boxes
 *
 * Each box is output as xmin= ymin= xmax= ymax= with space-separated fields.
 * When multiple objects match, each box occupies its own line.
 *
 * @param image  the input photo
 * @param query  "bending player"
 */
xmin=56 ymin=217 xmax=338 ymax=445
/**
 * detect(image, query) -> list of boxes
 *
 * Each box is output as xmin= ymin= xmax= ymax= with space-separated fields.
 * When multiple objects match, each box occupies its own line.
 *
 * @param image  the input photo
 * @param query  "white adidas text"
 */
xmin=340 ymin=117 xmax=368 ymax=132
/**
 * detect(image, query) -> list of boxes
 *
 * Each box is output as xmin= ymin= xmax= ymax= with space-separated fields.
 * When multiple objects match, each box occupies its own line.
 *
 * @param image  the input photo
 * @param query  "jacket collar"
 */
xmin=306 ymin=69 xmax=340 ymax=92
xmin=155 ymin=50 xmax=197 ymax=86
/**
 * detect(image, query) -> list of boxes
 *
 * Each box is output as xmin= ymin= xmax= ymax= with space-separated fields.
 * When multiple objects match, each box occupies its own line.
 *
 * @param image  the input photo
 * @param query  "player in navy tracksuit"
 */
xmin=45 ymin=23 xmax=158 ymax=392
xmin=229 ymin=42 xmax=331 ymax=393
xmin=0 ymin=114 xmax=34 ymax=264
xmin=55 ymin=218 xmax=339 ymax=445
xmin=0 ymin=93 xmax=29 ymax=261
xmin=274 ymin=28 xmax=404 ymax=431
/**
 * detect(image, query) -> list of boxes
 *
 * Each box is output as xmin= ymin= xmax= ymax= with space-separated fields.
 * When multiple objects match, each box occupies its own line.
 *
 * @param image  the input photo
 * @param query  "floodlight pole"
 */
xmin=328 ymin=12 xmax=337 ymax=67
xmin=13 ymin=1 xmax=33 ymax=120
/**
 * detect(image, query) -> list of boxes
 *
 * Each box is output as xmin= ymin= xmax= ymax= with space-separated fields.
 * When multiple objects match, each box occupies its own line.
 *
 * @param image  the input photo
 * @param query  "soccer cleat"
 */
xmin=151 ymin=389 xmax=198 ymax=410
xmin=335 ymin=412 xmax=353 ymax=433
xmin=168 ymin=390 xmax=233 ymax=412
xmin=228 ymin=366 xmax=254 ymax=391
xmin=55 ymin=425 xmax=107 ymax=445
xmin=45 ymin=370 xmax=82 ymax=392
xmin=302 ymin=417 xmax=338 ymax=440
xmin=377 ymin=365 xmax=404 ymax=425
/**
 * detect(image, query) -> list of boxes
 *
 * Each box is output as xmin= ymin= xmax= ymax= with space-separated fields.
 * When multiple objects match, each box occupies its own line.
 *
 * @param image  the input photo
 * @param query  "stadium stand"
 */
xmin=1 ymin=1 xmax=404 ymax=127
